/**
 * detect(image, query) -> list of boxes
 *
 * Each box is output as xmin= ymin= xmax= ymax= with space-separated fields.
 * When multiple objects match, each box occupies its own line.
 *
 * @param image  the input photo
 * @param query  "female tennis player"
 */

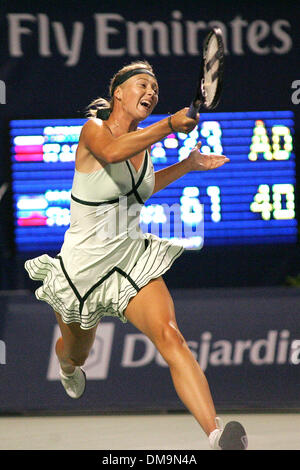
xmin=25 ymin=60 xmax=247 ymax=450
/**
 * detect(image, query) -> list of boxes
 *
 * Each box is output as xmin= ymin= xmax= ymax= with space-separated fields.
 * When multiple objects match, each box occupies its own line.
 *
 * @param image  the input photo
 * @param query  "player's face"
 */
xmin=117 ymin=74 xmax=159 ymax=120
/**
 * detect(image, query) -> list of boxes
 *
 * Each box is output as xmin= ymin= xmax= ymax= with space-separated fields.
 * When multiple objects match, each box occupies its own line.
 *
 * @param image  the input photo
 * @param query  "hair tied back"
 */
xmin=96 ymin=108 xmax=112 ymax=120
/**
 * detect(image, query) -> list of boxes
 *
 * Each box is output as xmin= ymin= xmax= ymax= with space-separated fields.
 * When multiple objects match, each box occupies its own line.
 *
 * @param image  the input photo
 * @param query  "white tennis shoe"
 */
xmin=59 ymin=367 xmax=86 ymax=399
xmin=209 ymin=417 xmax=248 ymax=450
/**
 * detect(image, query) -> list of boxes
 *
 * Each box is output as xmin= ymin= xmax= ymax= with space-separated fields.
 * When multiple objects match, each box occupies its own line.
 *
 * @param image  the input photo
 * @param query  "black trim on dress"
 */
xmin=125 ymin=161 xmax=144 ymax=204
xmin=71 ymin=194 xmax=119 ymax=206
xmin=55 ymin=255 xmax=142 ymax=317
xmin=71 ymin=150 xmax=149 ymax=207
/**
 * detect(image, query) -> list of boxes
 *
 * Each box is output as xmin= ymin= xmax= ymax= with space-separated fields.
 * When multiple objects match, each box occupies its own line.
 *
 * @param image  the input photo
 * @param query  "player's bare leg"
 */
xmin=124 ymin=276 xmax=247 ymax=449
xmin=54 ymin=311 xmax=98 ymax=398
xmin=124 ymin=276 xmax=217 ymax=436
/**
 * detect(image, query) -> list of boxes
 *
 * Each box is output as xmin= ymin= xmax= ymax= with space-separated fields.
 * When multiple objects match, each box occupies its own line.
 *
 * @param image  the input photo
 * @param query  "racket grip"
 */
xmin=186 ymin=103 xmax=198 ymax=119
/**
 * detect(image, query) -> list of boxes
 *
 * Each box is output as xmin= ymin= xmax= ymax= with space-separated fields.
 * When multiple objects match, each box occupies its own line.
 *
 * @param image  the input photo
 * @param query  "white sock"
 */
xmin=208 ymin=416 xmax=223 ymax=450
xmin=60 ymin=366 xmax=76 ymax=377
xmin=208 ymin=428 xmax=222 ymax=449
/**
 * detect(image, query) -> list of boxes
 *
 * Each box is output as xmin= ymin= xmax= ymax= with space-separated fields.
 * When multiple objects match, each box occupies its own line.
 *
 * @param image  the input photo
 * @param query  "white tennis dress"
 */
xmin=25 ymin=150 xmax=184 ymax=329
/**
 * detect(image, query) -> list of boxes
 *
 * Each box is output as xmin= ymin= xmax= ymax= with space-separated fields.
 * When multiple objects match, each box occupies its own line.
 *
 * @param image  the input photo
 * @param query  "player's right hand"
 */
xmin=170 ymin=108 xmax=199 ymax=133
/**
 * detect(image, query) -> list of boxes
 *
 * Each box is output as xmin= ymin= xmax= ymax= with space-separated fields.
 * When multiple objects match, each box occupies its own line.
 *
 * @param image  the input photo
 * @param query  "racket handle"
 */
xmin=186 ymin=103 xmax=198 ymax=119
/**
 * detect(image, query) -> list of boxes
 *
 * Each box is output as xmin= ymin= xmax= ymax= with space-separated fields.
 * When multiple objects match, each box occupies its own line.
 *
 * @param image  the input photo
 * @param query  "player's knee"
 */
xmin=156 ymin=322 xmax=186 ymax=362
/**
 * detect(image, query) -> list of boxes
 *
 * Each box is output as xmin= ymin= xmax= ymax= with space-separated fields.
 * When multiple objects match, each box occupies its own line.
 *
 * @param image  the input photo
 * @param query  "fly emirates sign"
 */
xmin=7 ymin=11 xmax=293 ymax=66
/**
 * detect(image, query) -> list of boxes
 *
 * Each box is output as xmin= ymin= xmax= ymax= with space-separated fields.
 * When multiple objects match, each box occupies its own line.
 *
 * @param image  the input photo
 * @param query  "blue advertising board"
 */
xmin=0 ymin=287 xmax=299 ymax=413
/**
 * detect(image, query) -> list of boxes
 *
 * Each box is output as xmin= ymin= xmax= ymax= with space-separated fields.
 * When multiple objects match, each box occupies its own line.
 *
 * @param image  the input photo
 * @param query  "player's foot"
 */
xmin=209 ymin=418 xmax=248 ymax=450
xmin=59 ymin=366 xmax=86 ymax=399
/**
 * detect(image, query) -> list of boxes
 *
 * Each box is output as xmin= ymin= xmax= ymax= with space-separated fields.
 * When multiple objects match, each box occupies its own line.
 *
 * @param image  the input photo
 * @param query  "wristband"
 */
xmin=168 ymin=115 xmax=176 ymax=134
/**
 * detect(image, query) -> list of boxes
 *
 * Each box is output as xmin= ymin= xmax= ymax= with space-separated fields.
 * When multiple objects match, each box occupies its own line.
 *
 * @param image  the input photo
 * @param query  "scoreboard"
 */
xmin=10 ymin=111 xmax=297 ymax=252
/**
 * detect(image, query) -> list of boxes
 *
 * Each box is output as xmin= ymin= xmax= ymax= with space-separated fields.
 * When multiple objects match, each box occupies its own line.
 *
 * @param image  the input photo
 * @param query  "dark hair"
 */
xmin=85 ymin=60 xmax=156 ymax=120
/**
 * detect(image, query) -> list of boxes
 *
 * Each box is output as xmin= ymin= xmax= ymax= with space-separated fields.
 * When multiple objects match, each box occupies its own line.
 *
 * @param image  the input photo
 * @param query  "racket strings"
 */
xmin=203 ymin=36 xmax=222 ymax=107
xmin=205 ymin=50 xmax=219 ymax=72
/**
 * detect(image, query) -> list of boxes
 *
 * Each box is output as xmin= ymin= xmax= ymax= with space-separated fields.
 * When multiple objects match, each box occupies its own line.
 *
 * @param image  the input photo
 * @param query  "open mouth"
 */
xmin=140 ymin=100 xmax=151 ymax=110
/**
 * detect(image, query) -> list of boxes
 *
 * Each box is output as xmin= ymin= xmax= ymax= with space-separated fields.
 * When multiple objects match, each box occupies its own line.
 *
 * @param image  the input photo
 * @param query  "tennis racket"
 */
xmin=187 ymin=27 xmax=224 ymax=119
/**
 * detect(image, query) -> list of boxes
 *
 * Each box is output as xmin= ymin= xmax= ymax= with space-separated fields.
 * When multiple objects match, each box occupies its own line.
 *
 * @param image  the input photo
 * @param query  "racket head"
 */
xmin=187 ymin=27 xmax=225 ymax=118
xmin=202 ymin=27 xmax=225 ymax=109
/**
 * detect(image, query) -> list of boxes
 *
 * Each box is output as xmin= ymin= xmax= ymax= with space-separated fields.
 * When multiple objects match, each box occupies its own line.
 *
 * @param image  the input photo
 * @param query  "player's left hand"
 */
xmin=187 ymin=141 xmax=229 ymax=171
